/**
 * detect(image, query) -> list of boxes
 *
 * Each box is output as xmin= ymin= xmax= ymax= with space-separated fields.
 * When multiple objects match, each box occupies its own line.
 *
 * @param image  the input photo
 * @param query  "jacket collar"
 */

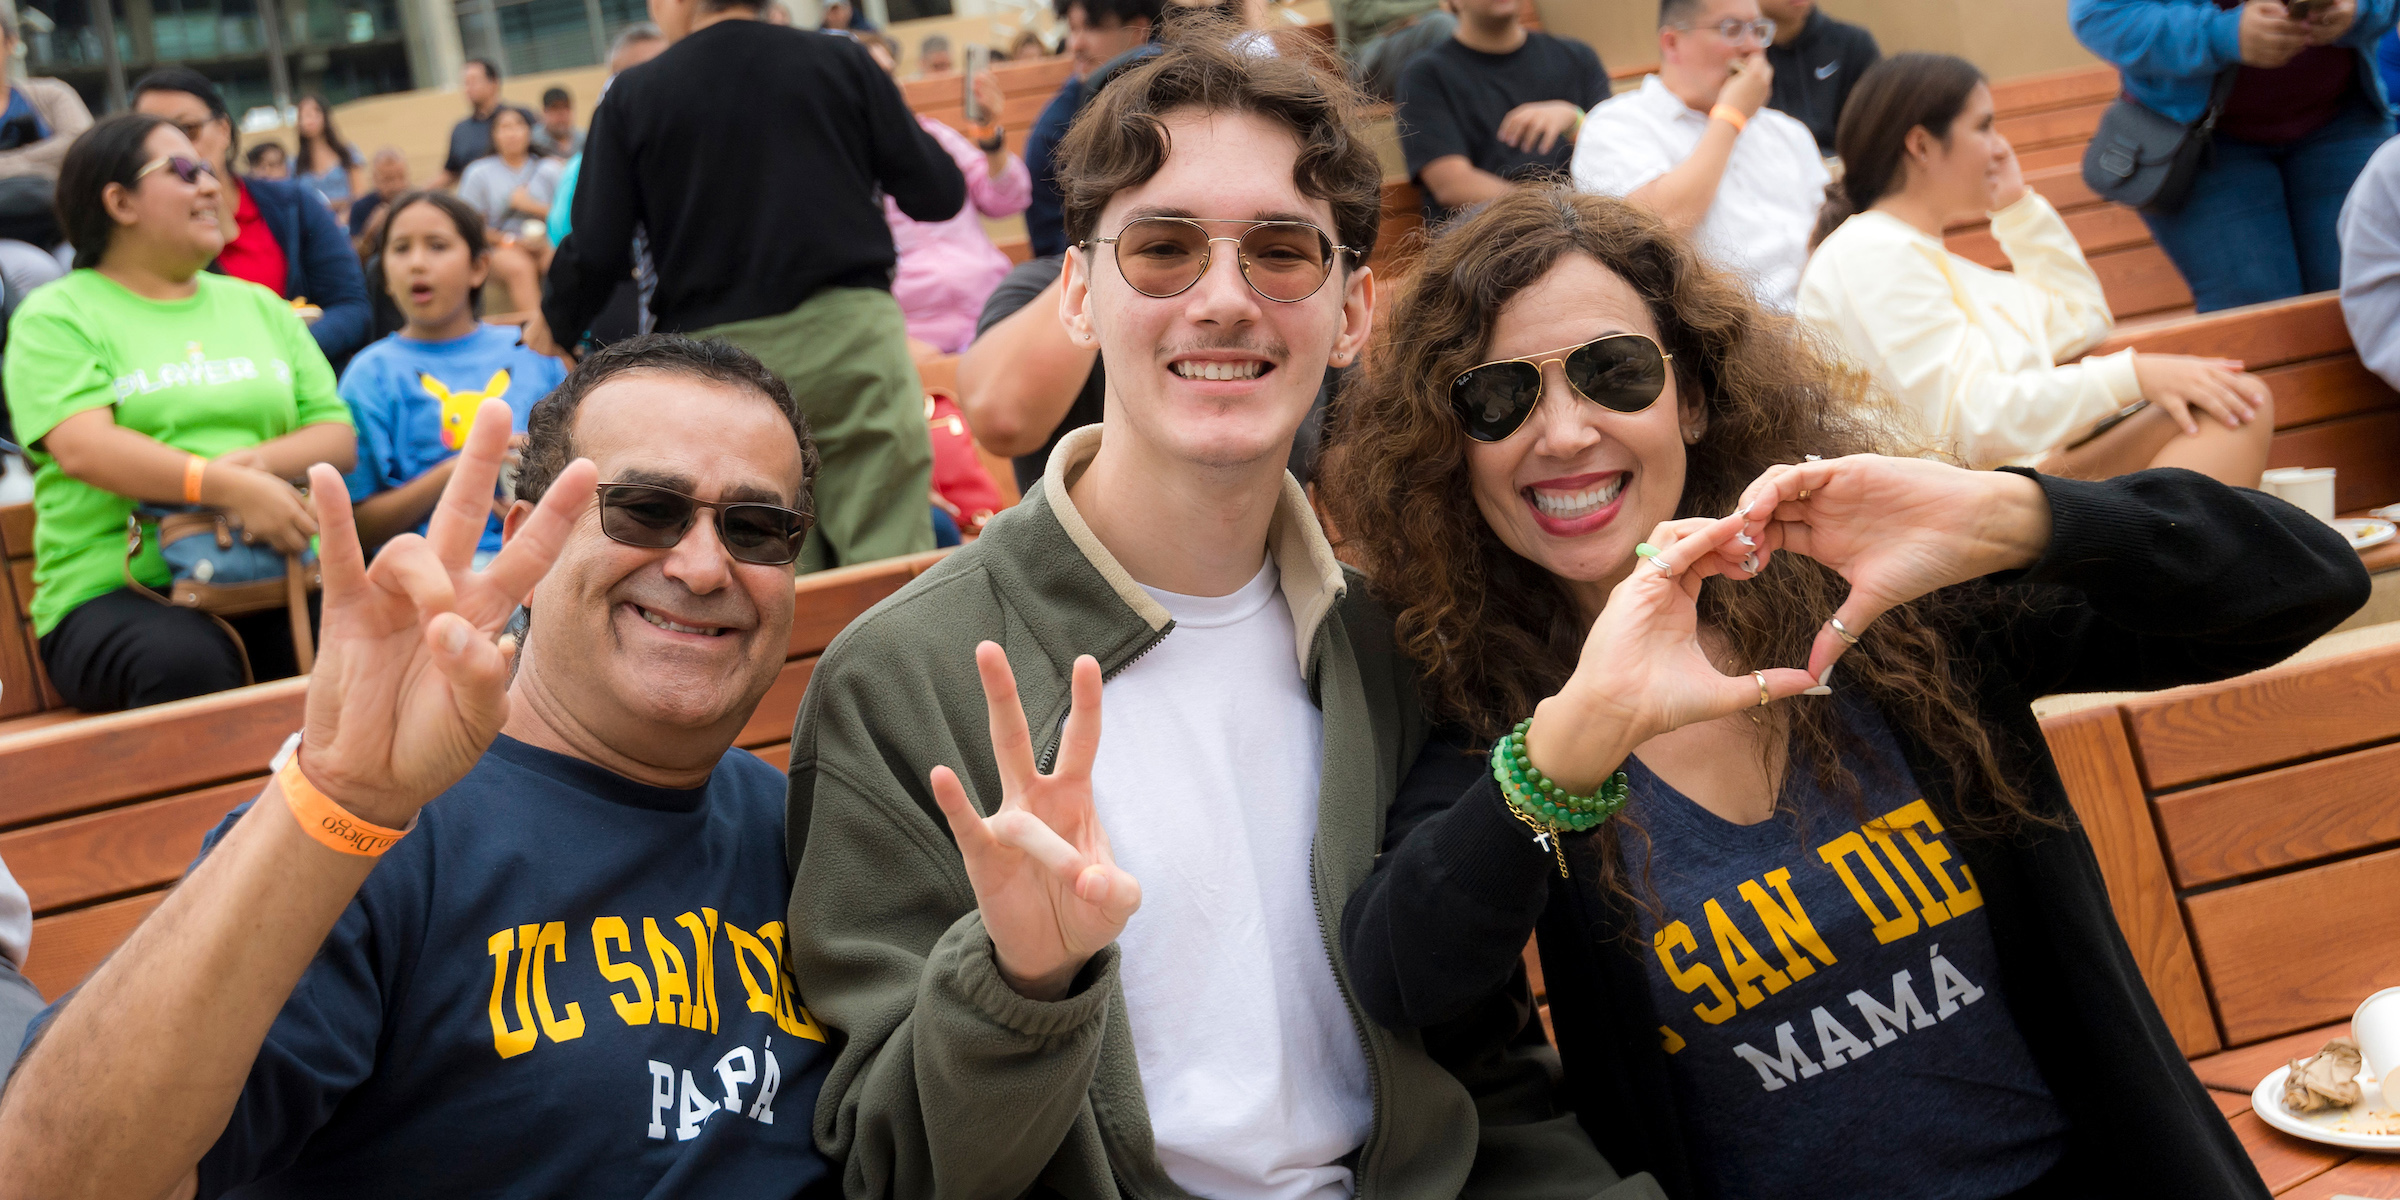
xmin=1040 ymin=424 xmax=1347 ymax=672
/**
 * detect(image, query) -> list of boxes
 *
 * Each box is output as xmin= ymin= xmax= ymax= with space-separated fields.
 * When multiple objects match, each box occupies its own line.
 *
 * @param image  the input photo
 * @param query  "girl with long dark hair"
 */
xmin=293 ymin=94 xmax=363 ymax=213
xmin=1799 ymin=53 xmax=2274 ymax=488
xmin=1320 ymin=184 xmax=2364 ymax=1199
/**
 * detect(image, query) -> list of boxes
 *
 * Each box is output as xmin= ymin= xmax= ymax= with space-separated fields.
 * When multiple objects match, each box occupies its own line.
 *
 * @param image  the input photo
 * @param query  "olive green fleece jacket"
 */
xmin=784 ymin=426 xmax=1665 ymax=1200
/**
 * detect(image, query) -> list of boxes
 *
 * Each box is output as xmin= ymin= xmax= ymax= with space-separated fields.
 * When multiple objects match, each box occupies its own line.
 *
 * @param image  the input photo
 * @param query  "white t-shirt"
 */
xmin=1087 ymin=557 xmax=1371 ymax=1200
xmin=1571 ymin=74 xmax=1830 ymax=310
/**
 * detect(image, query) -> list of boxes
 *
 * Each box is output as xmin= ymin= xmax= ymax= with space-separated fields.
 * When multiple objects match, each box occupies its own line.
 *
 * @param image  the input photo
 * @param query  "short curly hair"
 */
xmin=515 ymin=334 xmax=819 ymax=520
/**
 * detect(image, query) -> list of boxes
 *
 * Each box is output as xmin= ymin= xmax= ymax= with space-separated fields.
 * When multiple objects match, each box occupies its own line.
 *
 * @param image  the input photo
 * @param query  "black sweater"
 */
xmin=542 ymin=21 xmax=966 ymax=339
xmin=1340 ymin=469 xmax=2369 ymax=1200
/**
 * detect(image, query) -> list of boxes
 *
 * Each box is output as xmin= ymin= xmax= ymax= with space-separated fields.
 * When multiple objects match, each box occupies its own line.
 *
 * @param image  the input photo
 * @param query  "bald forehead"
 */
xmin=571 ymin=374 xmax=808 ymax=506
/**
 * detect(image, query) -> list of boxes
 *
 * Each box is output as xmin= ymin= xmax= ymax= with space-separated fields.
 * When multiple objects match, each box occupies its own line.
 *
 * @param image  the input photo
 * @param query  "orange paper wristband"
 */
xmin=1710 ymin=104 xmax=1749 ymax=133
xmin=280 ymin=757 xmax=409 ymax=857
xmin=183 ymin=454 xmax=208 ymax=505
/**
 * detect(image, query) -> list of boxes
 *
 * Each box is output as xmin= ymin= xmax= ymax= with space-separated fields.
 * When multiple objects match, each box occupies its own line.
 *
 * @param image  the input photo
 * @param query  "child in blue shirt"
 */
xmin=342 ymin=190 xmax=567 ymax=559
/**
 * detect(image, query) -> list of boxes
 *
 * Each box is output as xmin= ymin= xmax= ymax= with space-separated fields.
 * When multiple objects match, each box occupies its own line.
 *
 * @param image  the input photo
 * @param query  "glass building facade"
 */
xmin=24 ymin=0 xmax=411 ymax=114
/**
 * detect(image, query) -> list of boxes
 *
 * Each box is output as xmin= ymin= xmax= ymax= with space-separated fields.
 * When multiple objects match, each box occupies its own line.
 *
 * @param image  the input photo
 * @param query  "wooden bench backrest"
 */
xmin=2041 ymin=638 xmax=2400 ymax=1059
xmin=2099 ymin=294 xmax=2400 ymax=514
xmin=0 ymin=503 xmax=62 ymax=718
xmin=0 ymin=548 xmax=953 ymax=1001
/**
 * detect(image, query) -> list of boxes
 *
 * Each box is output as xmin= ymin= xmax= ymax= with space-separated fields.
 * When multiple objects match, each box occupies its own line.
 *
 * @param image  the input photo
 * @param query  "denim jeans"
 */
xmin=2141 ymin=100 xmax=2396 ymax=312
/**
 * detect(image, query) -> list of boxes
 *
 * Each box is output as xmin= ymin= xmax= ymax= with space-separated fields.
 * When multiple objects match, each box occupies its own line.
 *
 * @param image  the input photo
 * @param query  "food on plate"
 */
xmin=2283 ymin=1038 xmax=2365 ymax=1113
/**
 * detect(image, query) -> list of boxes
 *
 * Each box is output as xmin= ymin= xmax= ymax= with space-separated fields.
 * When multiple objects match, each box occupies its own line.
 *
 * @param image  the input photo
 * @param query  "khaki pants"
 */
xmin=695 ymin=288 xmax=935 ymax=571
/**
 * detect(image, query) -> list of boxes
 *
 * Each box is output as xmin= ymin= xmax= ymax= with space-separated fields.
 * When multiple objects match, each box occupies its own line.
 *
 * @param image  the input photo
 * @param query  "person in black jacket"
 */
xmin=1760 ymin=0 xmax=1879 ymax=154
xmin=531 ymin=0 xmax=965 ymax=571
xmin=1316 ymin=185 xmax=2368 ymax=1200
xmin=129 ymin=68 xmax=374 ymax=369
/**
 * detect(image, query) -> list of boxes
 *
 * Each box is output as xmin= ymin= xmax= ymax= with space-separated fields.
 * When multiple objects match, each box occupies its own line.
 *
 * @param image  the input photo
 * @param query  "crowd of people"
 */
xmin=0 ymin=0 xmax=2396 ymax=1197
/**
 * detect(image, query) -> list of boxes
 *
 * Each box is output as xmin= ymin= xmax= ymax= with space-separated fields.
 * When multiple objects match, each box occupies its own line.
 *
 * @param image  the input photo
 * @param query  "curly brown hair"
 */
xmin=1318 ymin=186 xmax=2039 ymax=917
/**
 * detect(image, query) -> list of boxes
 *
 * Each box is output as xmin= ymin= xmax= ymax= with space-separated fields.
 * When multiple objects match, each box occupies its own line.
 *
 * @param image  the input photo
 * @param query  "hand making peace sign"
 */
xmin=930 ymin=643 xmax=1142 ymax=1002
xmin=295 ymin=398 xmax=598 ymax=829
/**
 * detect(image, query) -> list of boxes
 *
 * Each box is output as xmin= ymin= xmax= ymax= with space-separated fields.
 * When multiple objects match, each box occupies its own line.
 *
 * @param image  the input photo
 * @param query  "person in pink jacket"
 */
xmin=878 ymin=64 xmax=1033 ymax=357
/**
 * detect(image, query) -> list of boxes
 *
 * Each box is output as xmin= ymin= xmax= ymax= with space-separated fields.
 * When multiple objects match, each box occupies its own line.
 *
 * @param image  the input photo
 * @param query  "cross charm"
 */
xmin=1533 ymin=831 xmax=1553 ymax=852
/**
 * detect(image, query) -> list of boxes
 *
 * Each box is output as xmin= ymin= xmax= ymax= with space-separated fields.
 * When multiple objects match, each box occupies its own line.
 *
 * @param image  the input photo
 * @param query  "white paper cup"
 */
xmin=2263 ymin=466 xmax=2338 ymax=523
xmin=2355 ymin=986 xmax=2400 ymax=1082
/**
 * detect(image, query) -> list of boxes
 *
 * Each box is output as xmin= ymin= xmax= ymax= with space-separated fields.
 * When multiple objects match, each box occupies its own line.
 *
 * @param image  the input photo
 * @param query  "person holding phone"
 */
xmin=864 ymin=42 xmax=1032 ymax=356
xmin=2071 ymin=0 xmax=2400 ymax=312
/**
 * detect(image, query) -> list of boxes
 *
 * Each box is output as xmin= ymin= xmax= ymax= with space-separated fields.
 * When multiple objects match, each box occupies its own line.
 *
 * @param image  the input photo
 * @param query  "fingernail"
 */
xmin=440 ymin=619 xmax=468 ymax=655
xmin=1735 ymin=531 xmax=1756 ymax=547
xmin=1742 ymin=552 xmax=1760 ymax=573
xmin=1801 ymin=685 xmax=1833 ymax=696
xmin=1818 ymin=666 xmax=1835 ymax=687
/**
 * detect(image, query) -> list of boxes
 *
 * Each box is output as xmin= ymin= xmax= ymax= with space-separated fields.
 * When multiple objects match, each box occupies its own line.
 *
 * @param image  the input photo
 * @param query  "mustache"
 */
xmin=1160 ymin=332 xmax=1291 ymax=364
xmin=614 ymin=576 xmax=757 ymax=631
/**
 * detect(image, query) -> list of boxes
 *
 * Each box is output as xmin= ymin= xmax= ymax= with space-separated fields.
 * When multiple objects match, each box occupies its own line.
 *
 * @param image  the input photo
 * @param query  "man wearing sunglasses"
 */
xmin=1 ymin=336 xmax=845 ymax=1198
xmin=787 ymin=25 xmax=1661 ymax=1200
xmin=1570 ymin=0 xmax=1828 ymax=311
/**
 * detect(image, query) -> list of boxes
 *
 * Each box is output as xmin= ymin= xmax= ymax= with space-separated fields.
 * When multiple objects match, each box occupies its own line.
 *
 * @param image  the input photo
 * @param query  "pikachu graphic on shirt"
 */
xmin=422 ymin=369 xmax=513 ymax=451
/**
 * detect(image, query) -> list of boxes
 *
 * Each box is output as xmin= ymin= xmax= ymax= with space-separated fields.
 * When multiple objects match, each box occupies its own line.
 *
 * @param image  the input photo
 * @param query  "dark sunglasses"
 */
xmin=1083 ymin=216 xmax=1356 ymax=304
xmin=594 ymin=482 xmax=810 ymax=566
xmin=134 ymin=155 xmax=215 ymax=186
xmin=1450 ymin=333 xmax=1675 ymax=443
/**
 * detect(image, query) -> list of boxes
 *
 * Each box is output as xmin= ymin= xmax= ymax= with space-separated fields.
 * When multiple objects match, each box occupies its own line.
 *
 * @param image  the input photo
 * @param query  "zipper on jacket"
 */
xmin=1310 ymin=845 xmax=1385 ymax=1200
xmin=1035 ymin=625 xmax=1170 ymax=773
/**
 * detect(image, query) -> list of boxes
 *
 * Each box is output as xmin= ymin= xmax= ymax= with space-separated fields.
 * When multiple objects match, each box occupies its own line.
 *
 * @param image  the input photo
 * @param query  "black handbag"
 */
xmin=2081 ymin=69 xmax=2239 ymax=214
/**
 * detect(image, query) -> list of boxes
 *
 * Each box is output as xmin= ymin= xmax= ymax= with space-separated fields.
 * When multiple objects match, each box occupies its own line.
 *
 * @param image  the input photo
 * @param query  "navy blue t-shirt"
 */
xmin=191 ymin=736 xmax=833 ymax=1199
xmin=1621 ymin=701 xmax=2067 ymax=1200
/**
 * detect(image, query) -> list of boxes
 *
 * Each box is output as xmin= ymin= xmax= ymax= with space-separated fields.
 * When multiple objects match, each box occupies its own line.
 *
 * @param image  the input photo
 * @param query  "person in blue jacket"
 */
xmin=2072 ymin=0 xmax=2399 ymax=313
xmin=2379 ymin=27 xmax=2400 ymax=96
xmin=129 ymin=67 xmax=373 ymax=369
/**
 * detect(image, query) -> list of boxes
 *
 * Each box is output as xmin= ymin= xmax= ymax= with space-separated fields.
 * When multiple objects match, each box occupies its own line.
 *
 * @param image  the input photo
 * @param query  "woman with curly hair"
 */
xmin=1319 ymin=185 xmax=2364 ymax=1200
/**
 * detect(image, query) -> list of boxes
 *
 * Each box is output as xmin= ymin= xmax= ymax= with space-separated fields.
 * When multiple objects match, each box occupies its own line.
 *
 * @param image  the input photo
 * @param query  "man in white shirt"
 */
xmin=1571 ymin=0 xmax=1828 ymax=309
xmin=787 ymin=22 xmax=1661 ymax=1200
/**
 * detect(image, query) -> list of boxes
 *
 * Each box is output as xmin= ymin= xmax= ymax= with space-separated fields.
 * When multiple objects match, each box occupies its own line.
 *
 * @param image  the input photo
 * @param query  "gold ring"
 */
xmin=1754 ymin=670 xmax=1770 ymax=707
xmin=1829 ymin=616 xmax=1861 ymax=645
xmin=1797 ymin=488 xmax=1810 ymax=501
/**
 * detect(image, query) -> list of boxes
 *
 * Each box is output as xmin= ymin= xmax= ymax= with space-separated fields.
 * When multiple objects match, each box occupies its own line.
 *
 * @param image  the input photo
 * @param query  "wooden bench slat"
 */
xmin=0 ymin=677 xmax=304 ymax=828
xmin=0 ymin=503 xmax=30 ymax=555
xmin=1947 ymin=202 xmax=2152 ymax=269
xmin=735 ymin=657 xmax=817 ymax=750
xmin=1995 ymin=100 xmax=2112 ymax=152
xmin=2210 ymin=1088 xmax=2253 ymax=1119
xmin=2227 ymin=1107 xmax=2352 ymax=1195
xmin=786 ymin=550 xmax=947 ymax=660
xmin=2040 ymin=708 xmax=2221 ymax=1055
xmin=2096 ymin=293 xmax=2351 ymax=363
xmin=2090 ymin=243 xmax=2196 ymax=319
xmin=24 ymin=890 xmax=165 ymax=1001
xmin=1 ymin=781 xmax=248 ymax=914
xmin=2184 ymin=846 xmax=2400 ymax=1045
xmin=2188 ymin=1021 xmax=2350 ymax=1092
xmin=2278 ymin=1156 xmax=2400 ymax=1199
xmin=2262 ymin=354 xmax=2400 ymax=430
xmin=2267 ymin=409 xmax=2400 ymax=515
xmin=747 ymin=741 xmax=791 ymax=771
xmin=2122 ymin=642 xmax=2400 ymax=790
xmin=2156 ymin=736 xmax=2400 ymax=887
xmin=1988 ymin=64 xmax=2120 ymax=116
xmin=2017 ymin=139 xmax=2097 ymax=173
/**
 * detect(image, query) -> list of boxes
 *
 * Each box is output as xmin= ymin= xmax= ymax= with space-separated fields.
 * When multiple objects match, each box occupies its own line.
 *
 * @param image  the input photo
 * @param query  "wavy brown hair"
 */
xmin=1319 ymin=187 xmax=2038 ymax=918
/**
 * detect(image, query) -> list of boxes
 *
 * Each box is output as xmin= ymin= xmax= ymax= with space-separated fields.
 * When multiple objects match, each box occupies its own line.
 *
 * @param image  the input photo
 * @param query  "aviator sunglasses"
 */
xmin=595 ymin=482 xmax=811 ymax=566
xmin=133 ymin=155 xmax=216 ymax=186
xmin=1083 ymin=216 xmax=1357 ymax=303
xmin=1450 ymin=333 xmax=1675 ymax=443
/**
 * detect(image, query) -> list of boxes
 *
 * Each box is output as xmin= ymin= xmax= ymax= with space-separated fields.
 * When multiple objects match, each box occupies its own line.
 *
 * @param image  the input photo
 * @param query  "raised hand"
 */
xmin=1718 ymin=49 xmax=1774 ymax=120
xmin=929 ymin=642 xmax=1140 ymax=1002
xmin=1731 ymin=455 xmax=2053 ymax=680
xmin=294 ymin=398 xmax=597 ymax=828
xmin=1990 ymin=137 xmax=2030 ymax=210
xmin=1525 ymin=512 xmax=1820 ymax=793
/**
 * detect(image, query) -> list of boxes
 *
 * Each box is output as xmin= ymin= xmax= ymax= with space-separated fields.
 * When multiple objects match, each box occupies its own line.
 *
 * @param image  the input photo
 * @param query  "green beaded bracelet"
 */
xmin=1488 ymin=718 xmax=1628 ymax=875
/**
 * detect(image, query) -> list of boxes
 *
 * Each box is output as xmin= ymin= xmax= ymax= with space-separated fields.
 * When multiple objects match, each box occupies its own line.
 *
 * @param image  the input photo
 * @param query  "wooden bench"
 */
xmin=903 ymin=55 xmax=1076 ymax=159
xmin=0 ymin=548 xmax=953 ymax=1002
xmin=2095 ymin=293 xmax=2400 ymax=524
xmin=0 ymin=503 xmax=65 ymax=721
xmin=2039 ymin=630 xmax=2400 ymax=1196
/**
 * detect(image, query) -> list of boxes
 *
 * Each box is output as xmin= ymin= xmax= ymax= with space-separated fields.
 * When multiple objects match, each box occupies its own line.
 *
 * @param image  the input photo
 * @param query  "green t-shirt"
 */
xmin=3 ymin=270 xmax=350 ymax=636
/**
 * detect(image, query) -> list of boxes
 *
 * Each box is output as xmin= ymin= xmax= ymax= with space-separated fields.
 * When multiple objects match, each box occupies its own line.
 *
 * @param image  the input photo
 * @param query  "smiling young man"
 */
xmin=0 ymin=336 xmax=841 ymax=1198
xmin=787 ymin=26 xmax=1662 ymax=1200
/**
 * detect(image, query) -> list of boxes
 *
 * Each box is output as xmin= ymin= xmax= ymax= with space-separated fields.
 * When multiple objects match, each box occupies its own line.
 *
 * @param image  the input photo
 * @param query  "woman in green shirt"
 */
xmin=3 ymin=114 xmax=354 ymax=710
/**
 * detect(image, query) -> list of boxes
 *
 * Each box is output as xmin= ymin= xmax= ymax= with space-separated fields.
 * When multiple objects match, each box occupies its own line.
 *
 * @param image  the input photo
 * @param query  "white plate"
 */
xmin=2334 ymin=517 xmax=2397 ymax=552
xmin=2252 ymin=1064 xmax=2400 ymax=1152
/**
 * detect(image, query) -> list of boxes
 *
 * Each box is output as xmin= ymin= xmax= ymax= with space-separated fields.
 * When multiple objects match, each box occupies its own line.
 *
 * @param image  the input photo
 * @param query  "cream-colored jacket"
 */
xmin=1799 ymin=193 xmax=2143 ymax=469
